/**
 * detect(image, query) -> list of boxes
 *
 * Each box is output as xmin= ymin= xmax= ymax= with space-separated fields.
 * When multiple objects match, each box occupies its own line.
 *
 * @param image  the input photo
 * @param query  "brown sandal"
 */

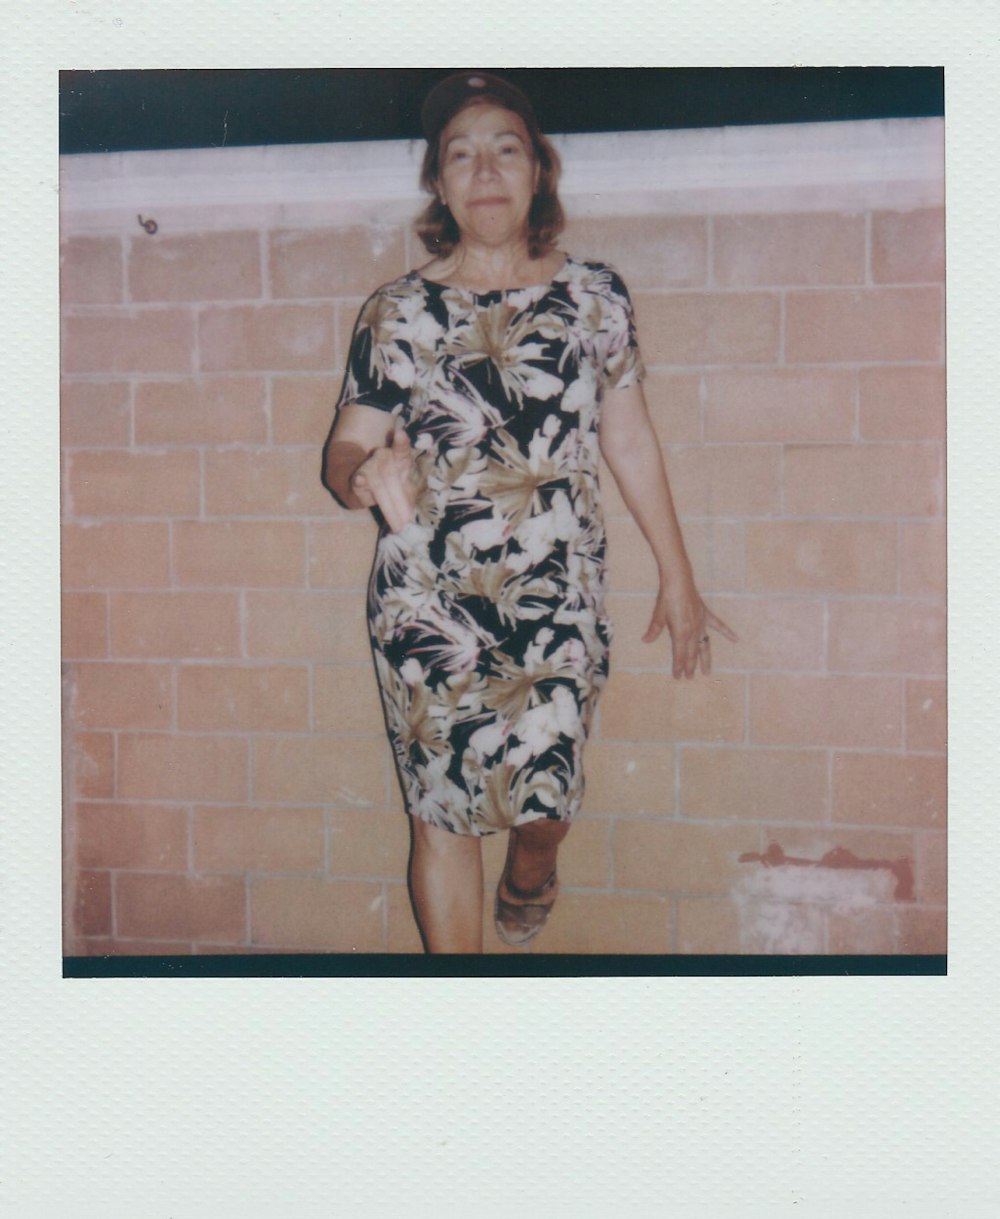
xmin=494 ymin=833 xmax=560 ymax=947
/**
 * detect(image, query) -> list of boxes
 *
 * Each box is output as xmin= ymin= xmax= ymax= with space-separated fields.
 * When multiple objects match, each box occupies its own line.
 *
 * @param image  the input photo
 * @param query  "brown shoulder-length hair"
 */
xmin=415 ymin=95 xmax=565 ymax=260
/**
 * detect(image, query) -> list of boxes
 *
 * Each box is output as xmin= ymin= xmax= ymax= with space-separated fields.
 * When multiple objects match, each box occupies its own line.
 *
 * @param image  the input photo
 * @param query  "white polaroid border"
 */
xmin=3 ymin=4 xmax=996 ymax=1215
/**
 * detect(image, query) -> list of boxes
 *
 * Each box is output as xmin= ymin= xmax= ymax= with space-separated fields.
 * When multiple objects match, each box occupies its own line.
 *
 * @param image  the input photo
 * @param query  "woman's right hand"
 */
xmin=348 ymin=429 xmax=418 ymax=533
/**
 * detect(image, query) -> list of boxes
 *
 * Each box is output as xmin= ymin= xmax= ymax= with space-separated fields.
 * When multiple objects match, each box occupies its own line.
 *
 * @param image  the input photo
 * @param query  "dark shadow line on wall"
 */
xmin=63 ymin=953 xmax=947 ymax=979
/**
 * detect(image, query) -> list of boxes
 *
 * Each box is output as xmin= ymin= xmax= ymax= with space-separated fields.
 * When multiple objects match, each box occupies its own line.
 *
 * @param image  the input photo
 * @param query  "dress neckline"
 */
xmin=413 ymin=253 xmax=572 ymax=301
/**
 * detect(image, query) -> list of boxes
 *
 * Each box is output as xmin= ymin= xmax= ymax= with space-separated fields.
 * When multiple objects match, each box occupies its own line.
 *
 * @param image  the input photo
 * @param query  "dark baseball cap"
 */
xmin=420 ymin=71 xmax=539 ymax=143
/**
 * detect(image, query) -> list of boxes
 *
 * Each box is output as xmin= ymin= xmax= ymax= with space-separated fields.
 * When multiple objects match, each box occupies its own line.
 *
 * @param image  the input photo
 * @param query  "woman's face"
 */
xmin=435 ymin=102 xmax=540 ymax=249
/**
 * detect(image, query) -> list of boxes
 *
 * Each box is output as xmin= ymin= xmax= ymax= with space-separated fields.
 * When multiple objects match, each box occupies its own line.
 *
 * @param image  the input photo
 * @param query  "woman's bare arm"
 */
xmin=599 ymin=380 xmax=735 ymax=677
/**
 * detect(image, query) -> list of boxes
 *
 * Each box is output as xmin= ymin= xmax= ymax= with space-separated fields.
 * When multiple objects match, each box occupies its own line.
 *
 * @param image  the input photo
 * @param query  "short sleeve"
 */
xmin=601 ymin=269 xmax=645 ymax=392
xmin=335 ymin=284 xmax=416 ymax=417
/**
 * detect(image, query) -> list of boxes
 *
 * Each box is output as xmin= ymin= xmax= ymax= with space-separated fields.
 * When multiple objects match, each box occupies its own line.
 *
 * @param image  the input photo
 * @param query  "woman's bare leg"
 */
xmin=507 ymin=819 xmax=570 ymax=892
xmin=409 ymin=819 xmax=484 ymax=953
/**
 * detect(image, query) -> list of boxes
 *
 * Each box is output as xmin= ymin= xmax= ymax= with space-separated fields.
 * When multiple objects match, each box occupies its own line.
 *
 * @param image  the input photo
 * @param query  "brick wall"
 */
xmin=61 ymin=121 xmax=945 ymax=955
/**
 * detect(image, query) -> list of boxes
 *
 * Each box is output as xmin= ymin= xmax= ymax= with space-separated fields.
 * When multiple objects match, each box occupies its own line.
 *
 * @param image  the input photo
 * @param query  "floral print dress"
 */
xmin=335 ymin=256 xmax=645 ymax=836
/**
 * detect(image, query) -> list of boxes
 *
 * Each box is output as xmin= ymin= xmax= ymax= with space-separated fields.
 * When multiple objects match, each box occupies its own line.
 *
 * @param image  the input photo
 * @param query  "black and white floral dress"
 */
xmin=335 ymin=256 xmax=645 ymax=836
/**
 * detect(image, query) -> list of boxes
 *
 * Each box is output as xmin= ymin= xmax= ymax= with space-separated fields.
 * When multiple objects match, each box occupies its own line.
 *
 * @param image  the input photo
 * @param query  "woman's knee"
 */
xmin=513 ymin=818 xmax=571 ymax=850
xmin=411 ymin=817 xmax=480 ymax=861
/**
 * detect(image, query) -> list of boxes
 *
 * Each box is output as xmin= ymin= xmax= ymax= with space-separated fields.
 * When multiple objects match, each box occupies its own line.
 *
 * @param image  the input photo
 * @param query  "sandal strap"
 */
xmin=502 ymin=870 xmax=557 ymax=903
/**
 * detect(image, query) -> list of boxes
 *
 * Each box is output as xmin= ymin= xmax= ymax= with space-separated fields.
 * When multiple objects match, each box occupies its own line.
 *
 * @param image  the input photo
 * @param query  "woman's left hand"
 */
xmin=642 ymin=576 xmax=738 ymax=679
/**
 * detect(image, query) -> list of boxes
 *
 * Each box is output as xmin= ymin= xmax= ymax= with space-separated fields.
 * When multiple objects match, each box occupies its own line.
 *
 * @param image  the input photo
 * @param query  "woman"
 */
xmin=323 ymin=72 xmax=734 ymax=954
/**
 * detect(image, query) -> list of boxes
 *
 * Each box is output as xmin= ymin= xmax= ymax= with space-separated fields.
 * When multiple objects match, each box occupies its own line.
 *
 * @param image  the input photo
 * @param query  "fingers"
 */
xmin=642 ymin=612 xmax=666 ymax=645
xmin=675 ymin=633 xmax=702 ymax=680
xmin=705 ymin=607 xmax=739 ymax=643
xmin=350 ymin=431 xmax=418 ymax=533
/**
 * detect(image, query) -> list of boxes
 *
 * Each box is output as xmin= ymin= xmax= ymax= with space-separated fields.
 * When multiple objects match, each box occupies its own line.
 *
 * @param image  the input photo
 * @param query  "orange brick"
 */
xmin=642 ymin=370 xmax=702 ymax=444
xmin=193 ymin=805 xmax=325 ymax=872
xmin=703 ymin=595 xmax=824 ymax=672
xmin=746 ymin=521 xmax=897 ymax=594
xmin=833 ymin=752 xmax=946 ymax=829
xmin=915 ymin=831 xmax=947 ymax=905
xmin=634 ymin=291 xmax=780 ymax=365
xmin=72 ymin=730 xmax=115 ymax=798
xmin=273 ymin=376 xmax=341 ymax=445
xmin=129 ymin=231 xmax=261 ymax=302
xmin=101 ymin=938 xmax=193 ymax=955
xmin=69 ymin=661 xmax=173 ymax=729
xmin=905 ymin=678 xmax=946 ymax=752
xmin=116 ymin=872 xmax=247 ymax=942
xmin=173 ymin=520 xmax=306 ymax=587
xmin=605 ymin=516 xmax=745 ymax=596
xmin=895 ymin=906 xmax=946 ymax=954
xmin=604 ymin=595 xmax=670 ymax=668
xmin=111 ymin=591 xmax=241 ymax=659
xmin=60 ymin=236 xmax=123 ymax=304
xmin=557 ymin=815 xmax=612 ymax=889
xmin=827 ymin=908 xmax=897 ymax=954
xmin=118 ymin=732 xmax=249 ymax=801
xmin=783 ymin=443 xmax=943 ymax=518
xmin=384 ymin=881 xmax=426 ymax=952
xmin=872 ymin=208 xmax=945 ymax=283
xmin=203 ymin=447 xmax=331 ymax=517
xmin=269 ymin=226 xmax=407 ymax=299
xmin=615 ymin=818 xmax=759 ymax=896
xmin=62 ymin=309 xmax=195 ymax=374
xmin=675 ymin=897 xmax=742 ymax=954
xmin=252 ymin=733 xmax=386 ymax=806
xmin=828 ymin=601 xmax=945 ymax=675
xmin=134 ymin=376 xmax=267 ymax=444
xmin=714 ymin=212 xmax=865 ymax=286
xmin=600 ymin=672 xmax=745 ymax=743
xmin=604 ymin=515 xmax=661 ymax=592
xmin=533 ymin=891 xmax=672 ymax=954
xmin=308 ymin=519 xmax=377 ymax=589
xmin=313 ymin=664 xmax=385 ymax=735
xmin=328 ymin=808 xmax=410 ymax=879
xmin=785 ymin=287 xmax=942 ymax=363
xmin=680 ymin=746 xmax=829 ymax=821
xmin=664 ymin=443 xmax=781 ymax=518
xmin=76 ymin=802 xmax=188 ymax=869
xmin=74 ymin=870 xmax=113 ymax=936
xmin=580 ymin=741 xmax=675 ymax=815
xmin=335 ymin=300 xmax=365 ymax=369
xmin=681 ymin=520 xmax=746 ymax=593
xmin=900 ymin=522 xmax=946 ymax=597
xmin=62 ymin=521 xmax=170 ymax=589
xmin=703 ymin=368 xmax=855 ymax=443
xmin=178 ymin=663 xmax=309 ymax=731
xmin=859 ymin=366 xmax=945 ymax=441
xmin=244 ymin=590 xmax=371 ymax=662
xmin=62 ymin=592 xmax=107 ymax=658
xmin=198 ymin=304 xmax=335 ymax=372
xmin=750 ymin=674 xmax=902 ymax=747
xmin=61 ymin=380 xmax=131 ymax=447
xmin=250 ymin=877 xmax=385 ymax=950
xmin=68 ymin=449 xmax=201 ymax=517
xmin=562 ymin=215 xmax=708 ymax=289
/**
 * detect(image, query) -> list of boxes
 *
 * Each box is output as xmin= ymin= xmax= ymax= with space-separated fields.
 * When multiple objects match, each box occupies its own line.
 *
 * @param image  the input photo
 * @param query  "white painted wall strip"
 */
xmin=60 ymin=117 xmax=944 ymax=236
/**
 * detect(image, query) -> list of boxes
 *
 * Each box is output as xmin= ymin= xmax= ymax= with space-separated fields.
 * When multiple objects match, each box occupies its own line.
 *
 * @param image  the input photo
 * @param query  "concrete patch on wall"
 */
xmin=735 ymin=842 xmax=912 ymax=953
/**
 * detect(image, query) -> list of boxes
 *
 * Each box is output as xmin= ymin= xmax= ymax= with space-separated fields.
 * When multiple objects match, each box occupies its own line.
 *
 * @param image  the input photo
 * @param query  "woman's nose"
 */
xmin=473 ymin=151 xmax=498 ymax=177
